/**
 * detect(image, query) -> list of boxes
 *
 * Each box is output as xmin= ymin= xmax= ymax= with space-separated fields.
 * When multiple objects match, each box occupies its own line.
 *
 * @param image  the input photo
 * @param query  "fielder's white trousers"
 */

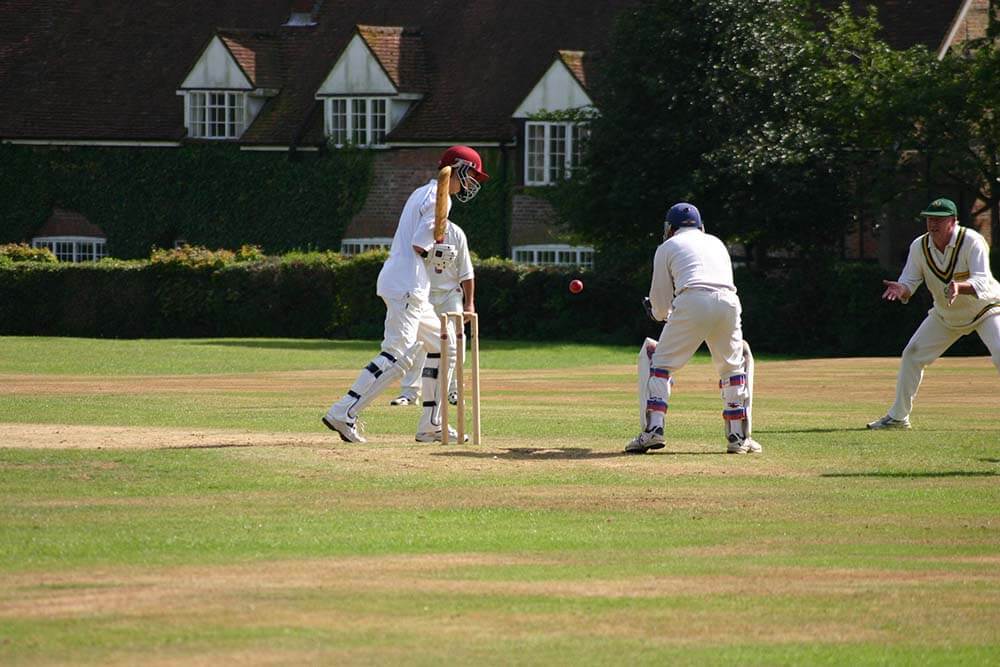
xmin=399 ymin=287 xmax=464 ymax=395
xmin=888 ymin=313 xmax=1000 ymax=420
xmin=651 ymin=288 xmax=745 ymax=377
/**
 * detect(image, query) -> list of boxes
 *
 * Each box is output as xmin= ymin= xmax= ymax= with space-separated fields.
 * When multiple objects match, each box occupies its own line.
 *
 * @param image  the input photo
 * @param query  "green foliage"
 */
xmin=0 ymin=144 xmax=373 ymax=258
xmin=444 ymin=147 xmax=513 ymax=258
xmin=0 ymin=242 xmax=57 ymax=263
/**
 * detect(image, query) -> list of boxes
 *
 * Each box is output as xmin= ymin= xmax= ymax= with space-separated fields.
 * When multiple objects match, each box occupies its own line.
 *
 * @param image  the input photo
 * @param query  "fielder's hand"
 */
xmin=881 ymin=280 xmax=910 ymax=302
xmin=945 ymin=280 xmax=959 ymax=305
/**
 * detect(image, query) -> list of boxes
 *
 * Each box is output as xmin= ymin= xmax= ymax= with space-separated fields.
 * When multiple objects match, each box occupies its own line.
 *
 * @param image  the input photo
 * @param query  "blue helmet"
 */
xmin=665 ymin=202 xmax=703 ymax=231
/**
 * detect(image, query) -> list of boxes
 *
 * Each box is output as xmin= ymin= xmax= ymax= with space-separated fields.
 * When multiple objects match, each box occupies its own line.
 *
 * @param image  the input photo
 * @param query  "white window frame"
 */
xmin=340 ymin=237 xmax=392 ymax=256
xmin=186 ymin=91 xmax=248 ymax=139
xmin=32 ymin=236 xmax=108 ymax=262
xmin=511 ymin=244 xmax=594 ymax=269
xmin=325 ymin=97 xmax=390 ymax=147
xmin=524 ymin=121 xmax=590 ymax=186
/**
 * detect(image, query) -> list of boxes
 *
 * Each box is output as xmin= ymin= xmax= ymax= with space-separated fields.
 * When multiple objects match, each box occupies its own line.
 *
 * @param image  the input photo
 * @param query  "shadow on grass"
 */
xmin=759 ymin=428 xmax=864 ymax=434
xmin=979 ymin=458 xmax=1000 ymax=464
xmin=434 ymin=447 xmax=627 ymax=460
xmin=822 ymin=471 xmax=998 ymax=478
xmin=163 ymin=443 xmax=255 ymax=450
xmin=188 ymin=340 xmax=375 ymax=352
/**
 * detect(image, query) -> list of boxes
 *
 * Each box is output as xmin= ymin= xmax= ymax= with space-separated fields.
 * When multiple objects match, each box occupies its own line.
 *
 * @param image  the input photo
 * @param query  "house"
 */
xmin=0 ymin=0 xmax=988 ymax=266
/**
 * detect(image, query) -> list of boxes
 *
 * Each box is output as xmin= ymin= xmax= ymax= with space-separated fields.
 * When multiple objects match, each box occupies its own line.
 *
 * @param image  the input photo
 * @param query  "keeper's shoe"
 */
xmin=415 ymin=425 xmax=469 ymax=443
xmin=624 ymin=426 xmax=665 ymax=454
xmin=866 ymin=415 xmax=911 ymax=430
xmin=448 ymin=390 xmax=459 ymax=406
xmin=322 ymin=414 xmax=367 ymax=443
xmin=389 ymin=393 xmax=419 ymax=407
xmin=727 ymin=434 xmax=762 ymax=454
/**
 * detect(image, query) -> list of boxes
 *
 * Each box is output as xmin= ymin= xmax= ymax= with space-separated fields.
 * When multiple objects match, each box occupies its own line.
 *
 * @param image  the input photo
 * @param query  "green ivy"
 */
xmin=0 ymin=144 xmax=374 ymax=258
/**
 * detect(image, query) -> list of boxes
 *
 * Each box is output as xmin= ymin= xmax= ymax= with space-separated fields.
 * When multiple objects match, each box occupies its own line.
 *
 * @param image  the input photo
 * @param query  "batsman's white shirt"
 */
xmin=376 ymin=179 xmax=449 ymax=301
xmin=896 ymin=225 xmax=1000 ymax=329
xmin=648 ymin=227 xmax=737 ymax=321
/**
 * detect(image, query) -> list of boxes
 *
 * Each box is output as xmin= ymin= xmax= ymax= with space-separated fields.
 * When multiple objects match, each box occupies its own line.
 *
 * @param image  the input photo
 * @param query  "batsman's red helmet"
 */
xmin=439 ymin=146 xmax=489 ymax=182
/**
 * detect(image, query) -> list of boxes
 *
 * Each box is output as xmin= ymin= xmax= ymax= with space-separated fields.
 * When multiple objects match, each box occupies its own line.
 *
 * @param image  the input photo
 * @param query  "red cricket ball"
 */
xmin=569 ymin=279 xmax=584 ymax=294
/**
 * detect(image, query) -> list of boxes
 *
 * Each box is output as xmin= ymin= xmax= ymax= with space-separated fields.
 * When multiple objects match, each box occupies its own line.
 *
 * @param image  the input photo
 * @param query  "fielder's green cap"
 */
xmin=920 ymin=198 xmax=958 ymax=217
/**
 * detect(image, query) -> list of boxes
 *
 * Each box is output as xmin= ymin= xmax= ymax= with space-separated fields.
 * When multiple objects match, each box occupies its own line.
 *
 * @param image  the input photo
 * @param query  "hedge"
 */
xmin=1 ymin=249 xmax=996 ymax=356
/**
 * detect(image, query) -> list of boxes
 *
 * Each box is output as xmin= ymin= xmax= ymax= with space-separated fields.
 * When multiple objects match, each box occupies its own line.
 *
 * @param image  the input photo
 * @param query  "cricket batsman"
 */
xmin=628 ymin=202 xmax=761 ymax=455
xmin=322 ymin=146 xmax=489 ymax=443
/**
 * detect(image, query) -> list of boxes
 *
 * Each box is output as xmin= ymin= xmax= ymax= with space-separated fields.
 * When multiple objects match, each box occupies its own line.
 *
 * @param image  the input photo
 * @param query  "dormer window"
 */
xmin=187 ymin=91 xmax=247 ymax=139
xmin=326 ymin=97 xmax=389 ymax=147
xmin=525 ymin=121 xmax=590 ymax=186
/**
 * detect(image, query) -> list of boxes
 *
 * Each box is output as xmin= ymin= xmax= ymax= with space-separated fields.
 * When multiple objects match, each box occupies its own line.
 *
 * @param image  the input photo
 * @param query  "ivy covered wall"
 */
xmin=0 ymin=144 xmax=374 ymax=258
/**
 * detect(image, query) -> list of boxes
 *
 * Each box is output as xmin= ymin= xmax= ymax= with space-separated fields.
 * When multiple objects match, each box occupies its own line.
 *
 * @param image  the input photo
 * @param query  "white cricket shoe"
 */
xmin=322 ymin=414 xmax=367 ymax=443
xmin=389 ymin=393 xmax=419 ymax=407
xmin=415 ymin=425 xmax=468 ymax=443
xmin=866 ymin=415 xmax=911 ymax=430
xmin=727 ymin=435 xmax=763 ymax=454
xmin=448 ymin=390 xmax=459 ymax=406
xmin=624 ymin=427 xmax=665 ymax=454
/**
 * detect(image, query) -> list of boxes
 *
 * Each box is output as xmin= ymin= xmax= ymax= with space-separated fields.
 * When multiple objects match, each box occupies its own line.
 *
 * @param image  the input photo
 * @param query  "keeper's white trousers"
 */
xmin=888 ymin=313 xmax=1000 ymax=420
xmin=650 ymin=288 xmax=745 ymax=377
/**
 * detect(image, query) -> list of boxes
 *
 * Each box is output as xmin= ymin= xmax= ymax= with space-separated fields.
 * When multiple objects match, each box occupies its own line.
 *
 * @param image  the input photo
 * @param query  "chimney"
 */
xmin=285 ymin=0 xmax=318 ymax=27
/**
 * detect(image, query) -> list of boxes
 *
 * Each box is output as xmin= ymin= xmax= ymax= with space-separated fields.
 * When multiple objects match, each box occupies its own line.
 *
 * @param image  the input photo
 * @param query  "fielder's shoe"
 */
xmin=321 ymin=414 xmax=367 ymax=443
xmin=389 ymin=393 xmax=419 ymax=407
xmin=727 ymin=434 xmax=762 ymax=454
xmin=415 ymin=425 xmax=469 ymax=443
xmin=624 ymin=426 xmax=665 ymax=454
xmin=866 ymin=415 xmax=911 ymax=430
xmin=448 ymin=390 xmax=459 ymax=406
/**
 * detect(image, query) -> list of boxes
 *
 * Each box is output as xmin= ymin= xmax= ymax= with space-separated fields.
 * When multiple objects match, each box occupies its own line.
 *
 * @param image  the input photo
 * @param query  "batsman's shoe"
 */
xmin=322 ymin=414 xmax=367 ymax=443
xmin=448 ymin=390 xmax=459 ymax=406
xmin=389 ymin=393 xmax=419 ymax=407
xmin=866 ymin=415 xmax=911 ymax=430
xmin=415 ymin=425 xmax=469 ymax=443
xmin=624 ymin=427 xmax=665 ymax=454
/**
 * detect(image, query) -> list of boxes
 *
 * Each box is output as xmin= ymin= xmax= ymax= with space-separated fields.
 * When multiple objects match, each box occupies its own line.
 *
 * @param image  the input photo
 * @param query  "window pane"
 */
xmin=579 ymin=251 xmax=594 ymax=269
xmin=537 ymin=250 xmax=556 ymax=265
xmin=352 ymin=99 xmax=368 ymax=145
xmin=330 ymin=99 xmax=347 ymax=145
xmin=557 ymin=251 xmax=575 ymax=265
xmin=95 ymin=242 xmax=107 ymax=259
xmin=549 ymin=124 xmax=567 ymax=182
xmin=371 ymin=99 xmax=387 ymax=145
xmin=513 ymin=250 xmax=531 ymax=263
xmin=526 ymin=124 xmax=546 ymax=184
xmin=54 ymin=242 xmax=73 ymax=261
xmin=571 ymin=123 xmax=589 ymax=171
xmin=77 ymin=243 xmax=94 ymax=262
xmin=189 ymin=92 xmax=206 ymax=137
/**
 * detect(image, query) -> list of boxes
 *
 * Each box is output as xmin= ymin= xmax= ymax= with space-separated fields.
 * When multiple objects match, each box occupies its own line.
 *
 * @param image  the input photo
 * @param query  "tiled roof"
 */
xmin=218 ymin=30 xmax=283 ymax=89
xmin=0 ymin=1 xmax=969 ymax=145
xmin=357 ymin=25 xmax=428 ymax=95
xmin=35 ymin=209 xmax=106 ymax=238
xmin=558 ymin=51 xmax=588 ymax=90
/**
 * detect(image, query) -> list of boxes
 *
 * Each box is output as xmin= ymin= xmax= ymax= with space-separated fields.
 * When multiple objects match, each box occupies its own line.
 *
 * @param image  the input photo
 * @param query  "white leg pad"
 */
xmin=338 ymin=342 xmax=423 ymax=419
xmin=720 ymin=340 xmax=754 ymax=440
xmin=418 ymin=352 xmax=442 ymax=432
xmin=638 ymin=338 xmax=671 ymax=430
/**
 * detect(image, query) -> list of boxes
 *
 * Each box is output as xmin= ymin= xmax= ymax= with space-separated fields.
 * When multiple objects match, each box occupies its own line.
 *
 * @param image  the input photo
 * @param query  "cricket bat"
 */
xmin=434 ymin=165 xmax=451 ymax=242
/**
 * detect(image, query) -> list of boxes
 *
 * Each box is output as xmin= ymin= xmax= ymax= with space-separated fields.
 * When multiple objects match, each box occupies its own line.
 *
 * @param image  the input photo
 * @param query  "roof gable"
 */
xmin=512 ymin=53 xmax=594 ymax=118
xmin=217 ymin=30 xmax=282 ymax=89
xmin=180 ymin=34 xmax=253 ymax=90
xmin=357 ymin=25 xmax=427 ymax=94
xmin=316 ymin=30 xmax=398 ymax=96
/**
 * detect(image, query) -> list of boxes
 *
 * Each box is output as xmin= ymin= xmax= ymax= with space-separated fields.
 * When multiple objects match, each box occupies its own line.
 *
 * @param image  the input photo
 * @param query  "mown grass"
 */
xmin=1 ymin=336 xmax=998 ymax=665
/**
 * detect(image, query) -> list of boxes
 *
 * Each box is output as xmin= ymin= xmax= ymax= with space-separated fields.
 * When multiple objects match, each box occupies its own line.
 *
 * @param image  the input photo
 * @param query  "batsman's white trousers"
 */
xmin=382 ymin=292 xmax=442 ymax=361
xmin=650 ymin=288 xmax=745 ymax=377
xmin=400 ymin=287 xmax=464 ymax=394
xmin=889 ymin=313 xmax=1000 ymax=420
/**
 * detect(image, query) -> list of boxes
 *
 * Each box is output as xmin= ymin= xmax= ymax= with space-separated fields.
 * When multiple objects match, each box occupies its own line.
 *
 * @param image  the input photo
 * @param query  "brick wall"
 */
xmin=948 ymin=0 xmax=989 ymax=51
xmin=509 ymin=193 xmax=562 ymax=246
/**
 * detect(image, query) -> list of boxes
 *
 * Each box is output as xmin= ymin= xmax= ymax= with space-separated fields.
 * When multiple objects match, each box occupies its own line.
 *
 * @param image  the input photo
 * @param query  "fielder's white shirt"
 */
xmin=648 ymin=227 xmax=737 ymax=321
xmin=377 ymin=179 xmax=450 ymax=301
xmin=897 ymin=225 xmax=1000 ymax=329
xmin=429 ymin=222 xmax=474 ymax=292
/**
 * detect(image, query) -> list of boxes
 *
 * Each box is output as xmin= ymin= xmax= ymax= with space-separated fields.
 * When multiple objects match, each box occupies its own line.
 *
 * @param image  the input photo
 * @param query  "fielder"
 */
xmin=867 ymin=197 xmax=1000 ymax=429
xmin=627 ymin=202 xmax=761 ymax=455
xmin=389 ymin=220 xmax=475 ymax=408
xmin=322 ymin=146 xmax=489 ymax=443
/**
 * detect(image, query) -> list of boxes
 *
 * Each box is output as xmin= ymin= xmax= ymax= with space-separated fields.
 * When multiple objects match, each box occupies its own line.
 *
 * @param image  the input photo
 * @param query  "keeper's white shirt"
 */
xmin=897 ymin=225 xmax=1000 ymax=330
xmin=429 ymin=222 xmax=474 ymax=292
xmin=376 ymin=179 xmax=450 ymax=301
xmin=647 ymin=227 xmax=737 ymax=321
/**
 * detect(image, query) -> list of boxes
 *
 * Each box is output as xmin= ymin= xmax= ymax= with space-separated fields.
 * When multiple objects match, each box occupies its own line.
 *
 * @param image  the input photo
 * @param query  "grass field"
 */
xmin=1 ymin=336 xmax=998 ymax=665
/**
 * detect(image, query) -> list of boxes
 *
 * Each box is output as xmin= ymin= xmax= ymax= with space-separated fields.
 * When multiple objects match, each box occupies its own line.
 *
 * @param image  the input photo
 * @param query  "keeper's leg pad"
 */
xmin=720 ymin=340 xmax=754 ymax=440
xmin=417 ymin=352 xmax=442 ymax=432
xmin=638 ymin=337 xmax=672 ymax=430
xmin=340 ymin=342 xmax=423 ymax=418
